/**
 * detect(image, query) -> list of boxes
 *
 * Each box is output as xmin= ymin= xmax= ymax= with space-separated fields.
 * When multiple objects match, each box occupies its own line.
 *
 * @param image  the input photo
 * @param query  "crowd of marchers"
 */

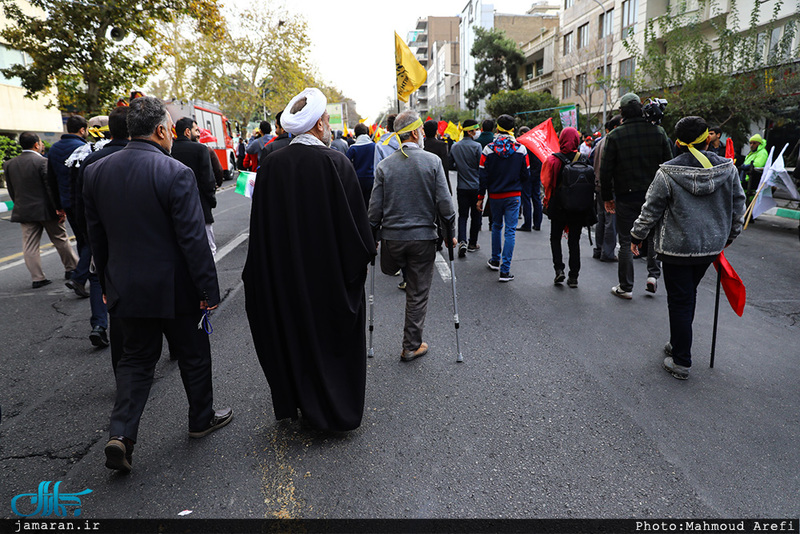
xmin=2 ymin=88 xmax=750 ymax=473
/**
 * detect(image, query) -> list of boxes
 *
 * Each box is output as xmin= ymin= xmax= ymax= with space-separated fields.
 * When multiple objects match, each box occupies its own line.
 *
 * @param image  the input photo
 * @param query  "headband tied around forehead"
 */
xmin=462 ymin=123 xmax=480 ymax=132
xmin=497 ymin=125 xmax=515 ymax=135
xmin=383 ymin=117 xmax=423 ymax=157
xmin=676 ymin=129 xmax=712 ymax=169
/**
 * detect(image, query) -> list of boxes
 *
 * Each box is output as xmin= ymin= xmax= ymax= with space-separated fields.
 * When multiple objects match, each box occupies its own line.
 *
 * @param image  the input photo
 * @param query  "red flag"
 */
xmin=713 ymin=250 xmax=745 ymax=316
xmin=724 ymin=137 xmax=735 ymax=160
xmin=517 ymin=118 xmax=560 ymax=163
xmin=437 ymin=121 xmax=447 ymax=136
xmin=426 ymin=116 xmax=433 ymax=122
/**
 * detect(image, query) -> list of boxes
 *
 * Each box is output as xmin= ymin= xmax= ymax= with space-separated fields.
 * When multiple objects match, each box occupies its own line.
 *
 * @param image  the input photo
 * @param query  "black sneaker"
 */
xmin=554 ymin=270 xmax=566 ymax=285
xmin=458 ymin=241 xmax=467 ymax=258
xmin=567 ymin=277 xmax=578 ymax=288
xmin=90 ymin=326 xmax=110 ymax=348
xmin=499 ymin=272 xmax=514 ymax=282
xmin=486 ymin=259 xmax=500 ymax=271
xmin=189 ymin=408 xmax=233 ymax=438
xmin=467 ymin=243 xmax=480 ymax=252
xmin=397 ymin=280 xmax=407 ymax=290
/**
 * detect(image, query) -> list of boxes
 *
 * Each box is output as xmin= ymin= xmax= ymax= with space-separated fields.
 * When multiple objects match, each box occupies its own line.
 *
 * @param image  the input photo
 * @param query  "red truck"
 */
xmin=165 ymin=99 xmax=237 ymax=181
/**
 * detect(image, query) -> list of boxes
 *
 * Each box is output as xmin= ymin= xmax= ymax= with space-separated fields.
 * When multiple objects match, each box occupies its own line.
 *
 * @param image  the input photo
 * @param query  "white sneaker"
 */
xmin=611 ymin=285 xmax=633 ymax=299
xmin=646 ymin=277 xmax=658 ymax=293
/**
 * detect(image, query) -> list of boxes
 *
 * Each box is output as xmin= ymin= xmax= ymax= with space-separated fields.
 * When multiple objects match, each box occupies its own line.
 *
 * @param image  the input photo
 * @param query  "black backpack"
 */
xmin=554 ymin=152 xmax=594 ymax=212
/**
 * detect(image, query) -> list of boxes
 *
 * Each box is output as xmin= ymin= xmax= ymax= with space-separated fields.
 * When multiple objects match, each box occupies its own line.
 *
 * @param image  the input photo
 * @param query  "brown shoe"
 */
xmin=105 ymin=436 xmax=134 ymax=473
xmin=401 ymin=342 xmax=428 ymax=362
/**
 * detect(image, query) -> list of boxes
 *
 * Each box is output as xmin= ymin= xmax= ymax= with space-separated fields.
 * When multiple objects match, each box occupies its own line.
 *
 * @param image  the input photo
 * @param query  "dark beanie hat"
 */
xmin=496 ymin=114 xmax=515 ymax=132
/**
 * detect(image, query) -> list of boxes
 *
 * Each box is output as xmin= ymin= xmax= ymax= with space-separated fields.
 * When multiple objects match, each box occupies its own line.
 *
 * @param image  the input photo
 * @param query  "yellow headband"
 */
xmin=677 ymin=129 xmax=712 ymax=169
xmin=462 ymin=123 xmax=480 ymax=132
xmin=383 ymin=118 xmax=424 ymax=157
xmin=497 ymin=125 xmax=515 ymax=135
xmin=88 ymin=125 xmax=109 ymax=138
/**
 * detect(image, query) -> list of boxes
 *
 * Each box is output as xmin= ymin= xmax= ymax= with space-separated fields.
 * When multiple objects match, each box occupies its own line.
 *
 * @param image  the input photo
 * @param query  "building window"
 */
xmin=599 ymin=8 xmax=614 ymax=39
xmin=578 ymin=23 xmax=590 ymax=49
xmin=576 ymin=73 xmax=587 ymax=95
xmin=562 ymin=78 xmax=572 ymax=98
xmin=563 ymin=32 xmax=573 ymax=55
xmin=526 ymin=63 xmax=534 ymax=80
xmin=536 ymin=58 xmax=544 ymax=76
xmin=565 ymin=0 xmax=574 ymax=8
xmin=618 ymin=58 xmax=635 ymax=97
xmin=621 ymin=0 xmax=638 ymax=39
xmin=0 ymin=44 xmax=30 ymax=87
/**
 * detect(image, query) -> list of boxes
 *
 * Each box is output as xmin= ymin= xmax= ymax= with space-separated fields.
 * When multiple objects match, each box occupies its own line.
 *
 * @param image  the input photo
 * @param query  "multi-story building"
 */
xmin=427 ymin=40 xmax=461 ymax=113
xmin=0 ymin=3 xmax=63 ymax=141
xmin=407 ymin=16 xmax=460 ymax=117
xmin=459 ymin=0 xmax=554 ymax=113
xmin=518 ymin=3 xmax=561 ymax=97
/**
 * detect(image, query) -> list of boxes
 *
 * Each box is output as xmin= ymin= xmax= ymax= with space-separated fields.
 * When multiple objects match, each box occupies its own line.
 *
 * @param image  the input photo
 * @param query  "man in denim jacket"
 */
xmin=631 ymin=116 xmax=746 ymax=380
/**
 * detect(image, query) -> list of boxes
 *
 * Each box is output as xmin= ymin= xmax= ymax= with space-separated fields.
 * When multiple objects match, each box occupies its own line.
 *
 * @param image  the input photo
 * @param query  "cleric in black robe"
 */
xmin=242 ymin=88 xmax=374 ymax=431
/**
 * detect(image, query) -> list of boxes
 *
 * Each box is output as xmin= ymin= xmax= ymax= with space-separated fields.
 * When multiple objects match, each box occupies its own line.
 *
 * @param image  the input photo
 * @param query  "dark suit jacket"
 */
xmin=258 ymin=133 xmax=292 ymax=167
xmin=83 ymin=139 xmax=220 ymax=319
xmin=76 ymin=139 xmax=128 ymax=239
xmin=4 ymin=151 xmax=59 ymax=223
xmin=170 ymin=137 xmax=217 ymax=224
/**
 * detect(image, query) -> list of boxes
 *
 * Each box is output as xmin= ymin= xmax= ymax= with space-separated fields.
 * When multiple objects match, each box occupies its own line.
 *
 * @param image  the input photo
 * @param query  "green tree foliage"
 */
xmin=485 ymin=89 xmax=561 ymax=128
xmin=428 ymin=105 xmax=475 ymax=124
xmin=149 ymin=6 xmax=357 ymax=131
xmin=625 ymin=0 xmax=799 ymax=147
xmin=0 ymin=0 xmax=224 ymax=116
xmin=465 ymin=27 xmax=525 ymax=110
xmin=0 ymin=135 xmax=21 ymax=163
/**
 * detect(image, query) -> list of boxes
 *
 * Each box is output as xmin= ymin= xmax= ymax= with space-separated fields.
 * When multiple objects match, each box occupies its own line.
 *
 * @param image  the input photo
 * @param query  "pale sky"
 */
xmin=228 ymin=0 xmax=538 ymax=121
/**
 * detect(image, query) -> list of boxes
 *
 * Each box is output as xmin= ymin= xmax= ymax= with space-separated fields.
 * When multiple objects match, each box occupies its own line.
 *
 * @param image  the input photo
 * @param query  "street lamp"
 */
xmin=589 ymin=0 xmax=609 ymax=127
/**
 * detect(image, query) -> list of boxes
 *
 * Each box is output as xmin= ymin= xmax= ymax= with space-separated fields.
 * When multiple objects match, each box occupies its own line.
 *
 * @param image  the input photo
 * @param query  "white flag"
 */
xmin=751 ymin=144 xmax=799 ymax=220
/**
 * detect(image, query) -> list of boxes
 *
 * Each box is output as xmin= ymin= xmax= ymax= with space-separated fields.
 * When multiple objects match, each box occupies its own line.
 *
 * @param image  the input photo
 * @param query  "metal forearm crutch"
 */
xmin=368 ymin=254 xmax=376 ymax=358
xmin=443 ymin=219 xmax=464 ymax=363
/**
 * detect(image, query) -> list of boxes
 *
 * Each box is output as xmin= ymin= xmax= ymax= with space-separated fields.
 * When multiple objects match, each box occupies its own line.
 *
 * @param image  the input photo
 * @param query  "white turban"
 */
xmin=281 ymin=88 xmax=328 ymax=135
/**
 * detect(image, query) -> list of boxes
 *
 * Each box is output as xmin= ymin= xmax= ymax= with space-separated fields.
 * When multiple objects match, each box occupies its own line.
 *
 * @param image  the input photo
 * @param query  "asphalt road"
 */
xmin=0 ymin=180 xmax=798 ymax=521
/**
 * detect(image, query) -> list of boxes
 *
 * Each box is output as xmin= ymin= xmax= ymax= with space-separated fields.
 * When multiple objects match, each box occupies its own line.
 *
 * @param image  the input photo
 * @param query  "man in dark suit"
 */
xmin=171 ymin=117 xmax=217 ymax=255
xmin=4 ymin=132 xmax=78 ymax=288
xmin=84 ymin=96 xmax=232 ymax=473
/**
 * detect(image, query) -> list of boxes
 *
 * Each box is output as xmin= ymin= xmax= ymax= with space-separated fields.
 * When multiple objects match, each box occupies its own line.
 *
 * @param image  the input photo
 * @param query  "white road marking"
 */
xmin=436 ymin=252 xmax=452 ymax=282
xmin=214 ymin=232 xmax=249 ymax=263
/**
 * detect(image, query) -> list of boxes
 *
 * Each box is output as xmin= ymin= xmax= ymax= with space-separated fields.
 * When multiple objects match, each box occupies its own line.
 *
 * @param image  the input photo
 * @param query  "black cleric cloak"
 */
xmin=242 ymin=142 xmax=375 ymax=431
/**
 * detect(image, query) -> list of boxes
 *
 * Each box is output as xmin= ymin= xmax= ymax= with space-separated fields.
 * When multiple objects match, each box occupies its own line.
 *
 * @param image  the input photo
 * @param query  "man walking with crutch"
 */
xmin=368 ymin=110 xmax=455 ymax=362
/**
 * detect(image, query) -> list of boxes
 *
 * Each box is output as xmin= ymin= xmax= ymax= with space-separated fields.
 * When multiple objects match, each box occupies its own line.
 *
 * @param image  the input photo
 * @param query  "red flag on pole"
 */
xmin=713 ymin=250 xmax=745 ymax=316
xmin=437 ymin=121 xmax=447 ymax=136
xmin=724 ymin=137 xmax=735 ymax=161
xmin=517 ymin=118 xmax=560 ymax=163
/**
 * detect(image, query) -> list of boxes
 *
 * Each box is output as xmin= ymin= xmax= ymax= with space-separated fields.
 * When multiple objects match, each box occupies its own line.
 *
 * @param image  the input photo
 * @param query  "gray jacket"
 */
xmin=631 ymin=152 xmax=746 ymax=262
xmin=369 ymin=143 xmax=455 ymax=241
xmin=449 ymin=136 xmax=481 ymax=190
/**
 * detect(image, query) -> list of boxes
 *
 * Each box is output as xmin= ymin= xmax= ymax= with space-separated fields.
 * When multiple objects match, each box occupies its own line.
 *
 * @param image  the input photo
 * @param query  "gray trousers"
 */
xmin=616 ymin=197 xmax=661 ymax=292
xmin=380 ymin=240 xmax=436 ymax=352
xmin=21 ymin=220 xmax=78 ymax=282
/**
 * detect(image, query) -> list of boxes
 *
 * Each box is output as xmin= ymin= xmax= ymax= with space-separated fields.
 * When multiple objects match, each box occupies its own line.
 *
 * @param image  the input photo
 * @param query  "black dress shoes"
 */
xmin=105 ymin=436 xmax=134 ymax=473
xmin=32 ymin=279 xmax=52 ymax=289
xmin=189 ymin=408 xmax=233 ymax=438
xmin=65 ymin=279 xmax=90 ymax=298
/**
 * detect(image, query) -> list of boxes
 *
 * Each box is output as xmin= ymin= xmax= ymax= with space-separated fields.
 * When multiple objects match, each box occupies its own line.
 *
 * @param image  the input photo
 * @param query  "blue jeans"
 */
xmin=616 ymin=196 xmax=660 ymax=292
xmin=89 ymin=271 xmax=108 ymax=329
xmin=489 ymin=197 xmax=520 ymax=273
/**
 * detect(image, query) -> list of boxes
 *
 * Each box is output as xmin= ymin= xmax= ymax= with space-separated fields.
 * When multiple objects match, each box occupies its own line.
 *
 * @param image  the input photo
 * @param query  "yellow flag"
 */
xmin=395 ymin=32 xmax=427 ymax=103
xmin=343 ymin=123 xmax=349 ymax=138
xmin=444 ymin=121 xmax=462 ymax=142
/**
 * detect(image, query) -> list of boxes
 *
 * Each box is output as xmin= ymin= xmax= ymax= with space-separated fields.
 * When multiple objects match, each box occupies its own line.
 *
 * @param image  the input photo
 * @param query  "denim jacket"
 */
xmin=631 ymin=152 xmax=746 ymax=263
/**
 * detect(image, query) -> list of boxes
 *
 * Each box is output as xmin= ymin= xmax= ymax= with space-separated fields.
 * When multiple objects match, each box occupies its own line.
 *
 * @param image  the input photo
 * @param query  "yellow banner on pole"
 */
xmin=395 ymin=32 xmax=427 ymax=103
